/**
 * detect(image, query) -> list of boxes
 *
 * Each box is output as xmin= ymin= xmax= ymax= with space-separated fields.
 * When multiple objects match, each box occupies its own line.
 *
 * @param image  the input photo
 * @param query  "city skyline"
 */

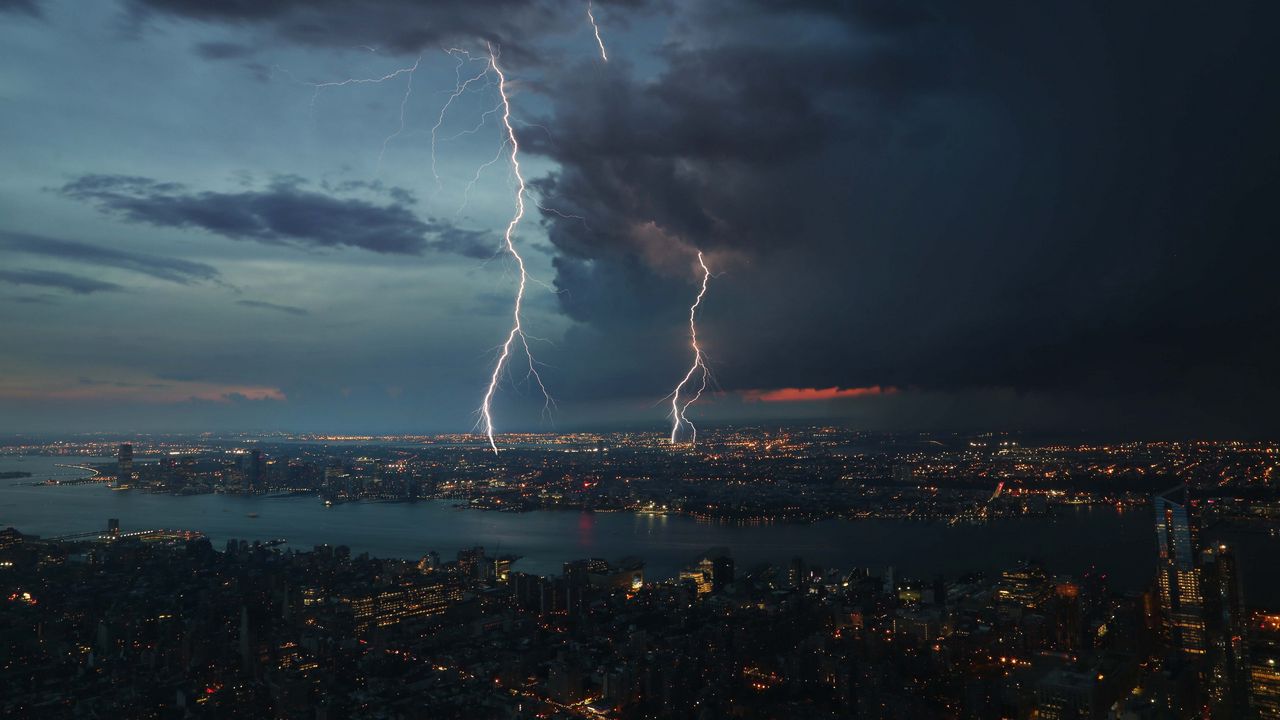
xmin=3 ymin=1 xmax=1279 ymax=437
xmin=3 ymin=431 xmax=1280 ymax=717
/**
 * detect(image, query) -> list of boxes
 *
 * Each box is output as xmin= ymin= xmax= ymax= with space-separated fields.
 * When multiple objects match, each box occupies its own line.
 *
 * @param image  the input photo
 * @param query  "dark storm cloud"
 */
xmin=529 ymin=1 xmax=1280 ymax=432
xmin=194 ymin=41 xmax=254 ymax=60
xmin=426 ymin=225 xmax=497 ymax=260
xmin=236 ymin=299 xmax=308 ymax=316
xmin=322 ymin=179 xmax=418 ymax=206
xmin=0 ymin=230 xmax=219 ymax=284
xmin=60 ymin=175 xmax=495 ymax=257
xmin=0 ymin=269 xmax=123 ymax=294
xmin=125 ymin=0 xmax=586 ymax=61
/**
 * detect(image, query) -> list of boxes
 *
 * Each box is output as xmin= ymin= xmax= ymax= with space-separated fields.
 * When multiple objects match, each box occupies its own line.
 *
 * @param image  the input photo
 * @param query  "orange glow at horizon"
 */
xmin=742 ymin=385 xmax=898 ymax=403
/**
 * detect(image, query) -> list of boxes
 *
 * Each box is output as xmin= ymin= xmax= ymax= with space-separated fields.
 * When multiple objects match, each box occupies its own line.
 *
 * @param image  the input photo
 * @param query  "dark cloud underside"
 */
xmin=0 ymin=230 xmax=219 ymax=284
xmin=236 ymin=299 xmax=309 ymax=316
xmin=127 ymin=0 xmax=582 ymax=62
xmin=0 ymin=269 xmax=123 ymax=294
xmin=527 ymin=1 xmax=1280 ymax=433
xmin=60 ymin=175 xmax=494 ymax=257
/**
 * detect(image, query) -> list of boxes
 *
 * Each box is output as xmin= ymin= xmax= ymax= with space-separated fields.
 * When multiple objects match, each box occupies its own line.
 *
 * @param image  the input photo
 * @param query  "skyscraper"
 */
xmin=115 ymin=443 xmax=133 ymax=488
xmin=1251 ymin=612 xmax=1280 ymax=719
xmin=1201 ymin=544 xmax=1248 ymax=717
xmin=710 ymin=554 xmax=734 ymax=591
xmin=1153 ymin=485 xmax=1205 ymax=656
xmin=245 ymin=449 xmax=263 ymax=494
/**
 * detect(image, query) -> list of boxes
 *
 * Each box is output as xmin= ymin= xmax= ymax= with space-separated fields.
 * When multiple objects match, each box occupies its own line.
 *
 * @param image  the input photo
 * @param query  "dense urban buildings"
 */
xmin=2 ymin=429 xmax=1279 ymax=718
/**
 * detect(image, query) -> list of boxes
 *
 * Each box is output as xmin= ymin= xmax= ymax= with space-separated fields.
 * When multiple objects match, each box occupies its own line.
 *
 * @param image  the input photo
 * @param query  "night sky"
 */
xmin=2 ymin=0 xmax=1278 ymax=437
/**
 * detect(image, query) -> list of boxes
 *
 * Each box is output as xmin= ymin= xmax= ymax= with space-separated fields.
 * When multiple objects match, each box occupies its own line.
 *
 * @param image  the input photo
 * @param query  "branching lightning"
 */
xmin=377 ymin=56 xmax=421 ymax=171
xmin=477 ymin=42 xmax=552 ymax=454
xmin=307 ymin=56 xmax=421 ymax=109
xmin=586 ymin=1 xmax=609 ymax=62
xmin=285 ymin=35 xmax=615 ymax=453
xmin=285 ymin=55 xmax=423 ymax=173
xmin=432 ymin=50 xmax=494 ymax=189
xmin=669 ymin=251 xmax=712 ymax=444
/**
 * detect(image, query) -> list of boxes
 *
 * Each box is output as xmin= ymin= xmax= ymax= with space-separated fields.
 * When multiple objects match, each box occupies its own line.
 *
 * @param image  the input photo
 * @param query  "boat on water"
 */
xmin=246 ymin=512 xmax=259 ymax=518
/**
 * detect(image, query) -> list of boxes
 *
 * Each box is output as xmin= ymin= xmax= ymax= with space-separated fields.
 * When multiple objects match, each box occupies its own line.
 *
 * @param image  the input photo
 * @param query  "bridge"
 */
xmin=44 ymin=528 xmax=204 ymax=543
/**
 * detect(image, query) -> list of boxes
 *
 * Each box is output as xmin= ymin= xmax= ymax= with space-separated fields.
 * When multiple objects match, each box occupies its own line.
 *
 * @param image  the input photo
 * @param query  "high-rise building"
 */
xmin=710 ymin=554 xmax=734 ymax=591
xmin=996 ymin=560 xmax=1051 ymax=609
xmin=1201 ymin=544 xmax=1248 ymax=717
xmin=0 ymin=527 xmax=23 ymax=552
xmin=679 ymin=565 xmax=713 ymax=597
xmin=417 ymin=550 xmax=440 ymax=574
xmin=563 ymin=558 xmax=607 ymax=589
xmin=322 ymin=465 xmax=346 ymax=500
xmin=494 ymin=555 xmax=513 ymax=583
xmin=789 ymin=556 xmax=806 ymax=589
xmin=1251 ymin=612 xmax=1280 ymax=719
xmin=1154 ymin=485 xmax=1205 ymax=656
xmin=115 ymin=443 xmax=133 ymax=488
xmin=246 ymin=449 xmax=263 ymax=493
xmin=458 ymin=546 xmax=488 ymax=578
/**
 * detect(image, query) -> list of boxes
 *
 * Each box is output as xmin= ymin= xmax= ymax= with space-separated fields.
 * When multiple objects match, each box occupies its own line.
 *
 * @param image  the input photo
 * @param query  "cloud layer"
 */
xmin=0 ymin=230 xmax=219 ymax=284
xmin=0 ymin=269 xmax=123 ymax=294
xmin=4 ymin=0 xmax=1280 ymax=436
xmin=524 ymin=0 xmax=1280 ymax=433
xmin=61 ymin=175 xmax=494 ymax=257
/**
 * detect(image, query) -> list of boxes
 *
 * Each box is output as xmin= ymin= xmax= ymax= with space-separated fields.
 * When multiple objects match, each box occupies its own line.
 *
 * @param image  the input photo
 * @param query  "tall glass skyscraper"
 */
xmin=115 ymin=443 xmax=133 ymax=489
xmin=1154 ymin=485 xmax=1206 ymax=656
xmin=1202 ymin=544 xmax=1249 ymax=716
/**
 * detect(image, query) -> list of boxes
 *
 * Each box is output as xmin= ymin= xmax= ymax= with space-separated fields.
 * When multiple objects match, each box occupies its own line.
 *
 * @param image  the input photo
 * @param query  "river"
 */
xmin=3 ymin=455 xmax=1276 ymax=604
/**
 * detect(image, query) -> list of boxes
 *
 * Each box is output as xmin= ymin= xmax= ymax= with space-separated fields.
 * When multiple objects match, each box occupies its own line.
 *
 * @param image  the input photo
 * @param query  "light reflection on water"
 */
xmin=2 ymin=455 xmax=1276 ymax=604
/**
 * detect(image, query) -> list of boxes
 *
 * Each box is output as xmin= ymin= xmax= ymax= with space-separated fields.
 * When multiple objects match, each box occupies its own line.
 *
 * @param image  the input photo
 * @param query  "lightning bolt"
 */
xmin=431 ymin=49 xmax=494 ymax=189
xmin=478 ymin=42 xmax=552 ymax=454
xmin=293 ymin=37 xmax=623 ymax=453
xmin=280 ymin=54 xmax=423 ymax=173
xmin=376 ymin=56 xmax=421 ymax=172
xmin=586 ymin=0 xmax=609 ymax=62
xmin=669 ymin=251 xmax=711 ymax=444
xmin=307 ymin=56 xmax=421 ymax=109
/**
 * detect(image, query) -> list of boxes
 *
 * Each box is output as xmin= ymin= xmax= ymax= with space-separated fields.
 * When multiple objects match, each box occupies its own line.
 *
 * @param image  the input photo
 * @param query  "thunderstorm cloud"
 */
xmin=1 ymin=0 xmax=1278 ymax=434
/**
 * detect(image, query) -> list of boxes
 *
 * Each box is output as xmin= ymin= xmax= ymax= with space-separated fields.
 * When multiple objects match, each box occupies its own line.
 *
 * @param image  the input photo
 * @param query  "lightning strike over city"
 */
xmin=477 ymin=42 xmax=551 ymax=454
xmin=277 ymin=43 xmax=550 ymax=455
xmin=6 ymin=2 xmax=1280 ymax=716
xmin=669 ymin=251 xmax=712 ymax=444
